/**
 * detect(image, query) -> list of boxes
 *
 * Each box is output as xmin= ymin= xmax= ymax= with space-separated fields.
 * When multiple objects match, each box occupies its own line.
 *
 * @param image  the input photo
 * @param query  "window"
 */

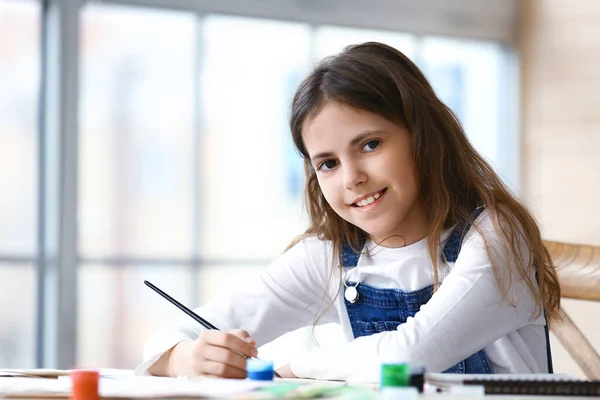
xmin=78 ymin=3 xmax=197 ymax=367
xmin=0 ymin=0 xmax=39 ymax=254
xmin=420 ymin=37 xmax=505 ymax=177
xmin=0 ymin=0 xmax=40 ymax=368
xmin=314 ymin=25 xmax=416 ymax=60
xmin=198 ymin=15 xmax=311 ymax=260
xmin=79 ymin=4 xmax=196 ymax=259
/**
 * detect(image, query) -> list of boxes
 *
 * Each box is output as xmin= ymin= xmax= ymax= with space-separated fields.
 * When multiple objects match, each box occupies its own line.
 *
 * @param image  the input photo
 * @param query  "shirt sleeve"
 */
xmin=137 ymin=237 xmax=338 ymax=375
xmin=290 ymin=214 xmax=540 ymax=382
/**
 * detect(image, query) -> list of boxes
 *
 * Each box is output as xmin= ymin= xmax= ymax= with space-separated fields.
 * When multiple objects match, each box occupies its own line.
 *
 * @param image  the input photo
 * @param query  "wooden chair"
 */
xmin=545 ymin=240 xmax=600 ymax=379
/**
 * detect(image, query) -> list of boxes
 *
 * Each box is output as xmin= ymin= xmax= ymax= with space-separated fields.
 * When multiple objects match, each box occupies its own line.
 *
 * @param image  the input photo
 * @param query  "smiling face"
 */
xmin=302 ymin=101 xmax=428 ymax=247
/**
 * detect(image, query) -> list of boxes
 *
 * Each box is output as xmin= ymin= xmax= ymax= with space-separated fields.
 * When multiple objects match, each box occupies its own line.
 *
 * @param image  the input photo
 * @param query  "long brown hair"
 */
xmin=287 ymin=42 xmax=560 ymax=324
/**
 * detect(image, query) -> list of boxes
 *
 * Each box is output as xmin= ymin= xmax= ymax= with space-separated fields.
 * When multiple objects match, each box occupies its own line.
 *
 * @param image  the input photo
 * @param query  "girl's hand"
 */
xmin=185 ymin=329 xmax=259 ymax=378
xmin=276 ymin=363 xmax=297 ymax=378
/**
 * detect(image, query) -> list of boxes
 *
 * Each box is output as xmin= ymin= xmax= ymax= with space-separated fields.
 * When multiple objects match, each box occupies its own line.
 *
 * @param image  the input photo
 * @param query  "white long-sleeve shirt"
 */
xmin=137 ymin=211 xmax=549 ymax=382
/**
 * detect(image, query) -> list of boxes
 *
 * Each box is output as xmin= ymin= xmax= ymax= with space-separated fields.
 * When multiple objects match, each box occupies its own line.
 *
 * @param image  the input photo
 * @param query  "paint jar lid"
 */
xmin=70 ymin=369 xmax=99 ymax=400
xmin=246 ymin=358 xmax=274 ymax=381
xmin=381 ymin=363 xmax=410 ymax=387
xmin=409 ymin=365 xmax=426 ymax=392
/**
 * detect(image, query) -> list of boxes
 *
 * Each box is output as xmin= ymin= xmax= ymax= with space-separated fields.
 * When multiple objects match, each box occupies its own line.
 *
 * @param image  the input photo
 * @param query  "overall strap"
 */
xmin=442 ymin=206 xmax=485 ymax=263
xmin=536 ymin=268 xmax=554 ymax=373
xmin=543 ymin=308 xmax=554 ymax=373
xmin=340 ymin=238 xmax=365 ymax=267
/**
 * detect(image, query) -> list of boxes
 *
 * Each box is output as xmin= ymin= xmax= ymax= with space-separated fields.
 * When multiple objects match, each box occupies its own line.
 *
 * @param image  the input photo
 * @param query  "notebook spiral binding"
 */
xmin=465 ymin=379 xmax=600 ymax=397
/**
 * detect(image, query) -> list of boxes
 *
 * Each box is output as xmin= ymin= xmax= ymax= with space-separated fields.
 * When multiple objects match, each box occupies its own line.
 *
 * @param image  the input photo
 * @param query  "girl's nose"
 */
xmin=343 ymin=163 xmax=367 ymax=189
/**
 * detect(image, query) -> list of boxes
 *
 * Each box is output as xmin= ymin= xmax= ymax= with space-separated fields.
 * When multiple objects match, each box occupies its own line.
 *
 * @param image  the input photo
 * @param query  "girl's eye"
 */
xmin=363 ymin=139 xmax=380 ymax=152
xmin=318 ymin=159 xmax=338 ymax=172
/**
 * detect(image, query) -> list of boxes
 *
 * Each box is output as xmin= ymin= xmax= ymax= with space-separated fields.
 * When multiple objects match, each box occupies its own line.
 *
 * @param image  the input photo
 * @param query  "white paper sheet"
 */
xmin=0 ymin=374 xmax=272 ymax=399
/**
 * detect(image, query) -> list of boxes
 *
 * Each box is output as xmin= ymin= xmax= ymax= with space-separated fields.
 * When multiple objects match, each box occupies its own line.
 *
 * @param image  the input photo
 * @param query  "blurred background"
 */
xmin=0 ymin=0 xmax=597 ymax=378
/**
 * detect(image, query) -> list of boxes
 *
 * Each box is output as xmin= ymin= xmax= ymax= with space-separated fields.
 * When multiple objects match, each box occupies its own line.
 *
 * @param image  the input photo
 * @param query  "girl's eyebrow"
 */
xmin=310 ymin=129 xmax=384 ymax=162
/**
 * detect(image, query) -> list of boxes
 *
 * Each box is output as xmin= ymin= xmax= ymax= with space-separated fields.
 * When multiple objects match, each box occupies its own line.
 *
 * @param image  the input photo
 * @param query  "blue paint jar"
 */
xmin=246 ymin=358 xmax=274 ymax=381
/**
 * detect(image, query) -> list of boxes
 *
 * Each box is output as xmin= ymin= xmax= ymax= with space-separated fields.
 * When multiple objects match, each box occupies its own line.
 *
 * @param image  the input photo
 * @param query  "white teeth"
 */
xmin=355 ymin=191 xmax=382 ymax=207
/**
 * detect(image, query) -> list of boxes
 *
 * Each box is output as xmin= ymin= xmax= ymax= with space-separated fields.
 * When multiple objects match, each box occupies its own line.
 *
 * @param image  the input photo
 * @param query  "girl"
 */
xmin=137 ymin=42 xmax=561 ymax=382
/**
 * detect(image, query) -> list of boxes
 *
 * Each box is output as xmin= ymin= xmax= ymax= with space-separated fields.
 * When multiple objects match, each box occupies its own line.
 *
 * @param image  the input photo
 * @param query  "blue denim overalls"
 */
xmin=342 ymin=208 xmax=554 ymax=374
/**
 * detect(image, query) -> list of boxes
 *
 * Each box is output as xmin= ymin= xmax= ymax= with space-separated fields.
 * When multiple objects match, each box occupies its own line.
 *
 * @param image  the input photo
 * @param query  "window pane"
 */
xmin=0 ymin=0 xmax=39 ymax=254
xmin=420 ymin=37 xmax=504 ymax=174
xmin=314 ymin=25 xmax=416 ymax=61
xmin=79 ymin=4 xmax=196 ymax=258
xmin=0 ymin=263 xmax=36 ymax=367
xmin=77 ymin=263 xmax=196 ymax=368
xmin=199 ymin=16 xmax=311 ymax=260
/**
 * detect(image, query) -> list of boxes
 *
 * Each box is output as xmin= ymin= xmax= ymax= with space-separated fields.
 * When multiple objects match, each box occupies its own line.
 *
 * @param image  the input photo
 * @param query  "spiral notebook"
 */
xmin=427 ymin=373 xmax=600 ymax=396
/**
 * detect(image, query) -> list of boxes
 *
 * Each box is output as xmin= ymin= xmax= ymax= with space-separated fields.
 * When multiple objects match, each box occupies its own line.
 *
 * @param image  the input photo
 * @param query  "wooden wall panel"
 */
xmin=521 ymin=0 xmax=600 ymax=378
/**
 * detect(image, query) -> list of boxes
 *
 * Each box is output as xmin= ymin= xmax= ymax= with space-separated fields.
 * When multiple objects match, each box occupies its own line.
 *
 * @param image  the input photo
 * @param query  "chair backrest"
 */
xmin=544 ymin=240 xmax=600 ymax=379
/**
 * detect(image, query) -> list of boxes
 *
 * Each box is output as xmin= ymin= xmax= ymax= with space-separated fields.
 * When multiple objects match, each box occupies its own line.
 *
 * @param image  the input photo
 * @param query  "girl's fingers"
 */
xmin=199 ymin=330 xmax=258 ymax=358
xmin=198 ymin=359 xmax=247 ymax=379
xmin=201 ymin=344 xmax=248 ymax=372
xmin=189 ymin=330 xmax=259 ymax=378
xmin=229 ymin=329 xmax=257 ymax=346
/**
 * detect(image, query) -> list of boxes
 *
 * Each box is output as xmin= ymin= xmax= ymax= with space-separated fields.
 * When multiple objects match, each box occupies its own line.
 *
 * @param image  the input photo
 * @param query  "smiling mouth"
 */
xmin=352 ymin=188 xmax=387 ymax=207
